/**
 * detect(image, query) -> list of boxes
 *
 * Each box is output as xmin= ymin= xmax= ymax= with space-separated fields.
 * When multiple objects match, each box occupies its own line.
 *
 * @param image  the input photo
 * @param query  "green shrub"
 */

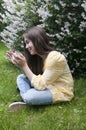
xmin=1 ymin=0 xmax=86 ymax=78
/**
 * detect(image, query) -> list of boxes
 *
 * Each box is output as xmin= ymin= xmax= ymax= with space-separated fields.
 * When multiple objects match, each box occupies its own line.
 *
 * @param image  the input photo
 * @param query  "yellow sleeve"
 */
xmin=31 ymin=51 xmax=66 ymax=90
xmin=31 ymin=74 xmax=47 ymax=90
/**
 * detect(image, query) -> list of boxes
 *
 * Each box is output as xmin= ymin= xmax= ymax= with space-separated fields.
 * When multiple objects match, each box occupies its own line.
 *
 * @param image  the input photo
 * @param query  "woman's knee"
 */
xmin=17 ymin=74 xmax=29 ymax=85
xmin=24 ymin=92 xmax=36 ymax=105
xmin=17 ymin=74 xmax=25 ymax=82
xmin=17 ymin=74 xmax=30 ymax=83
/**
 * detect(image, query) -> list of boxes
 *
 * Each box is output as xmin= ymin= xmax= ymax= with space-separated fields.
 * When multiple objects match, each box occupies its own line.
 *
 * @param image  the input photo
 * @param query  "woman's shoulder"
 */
xmin=44 ymin=51 xmax=66 ymax=69
xmin=46 ymin=50 xmax=66 ymax=62
xmin=47 ymin=50 xmax=62 ymax=59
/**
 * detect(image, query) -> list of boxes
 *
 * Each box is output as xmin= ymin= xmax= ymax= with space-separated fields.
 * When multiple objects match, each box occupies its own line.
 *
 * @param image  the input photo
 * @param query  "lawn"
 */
xmin=0 ymin=42 xmax=86 ymax=130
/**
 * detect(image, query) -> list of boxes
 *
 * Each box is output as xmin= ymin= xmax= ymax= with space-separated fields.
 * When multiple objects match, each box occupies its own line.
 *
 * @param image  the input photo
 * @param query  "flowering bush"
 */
xmin=0 ymin=0 xmax=5 ymax=32
xmin=25 ymin=0 xmax=86 ymax=77
xmin=0 ymin=0 xmax=27 ymax=49
xmin=0 ymin=0 xmax=86 ymax=77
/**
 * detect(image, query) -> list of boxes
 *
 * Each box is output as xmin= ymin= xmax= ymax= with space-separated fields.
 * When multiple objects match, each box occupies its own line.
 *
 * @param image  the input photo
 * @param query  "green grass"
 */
xmin=0 ymin=42 xmax=86 ymax=130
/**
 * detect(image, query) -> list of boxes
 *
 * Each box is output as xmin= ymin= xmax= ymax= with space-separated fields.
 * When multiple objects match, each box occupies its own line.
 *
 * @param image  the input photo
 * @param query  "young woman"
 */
xmin=7 ymin=26 xmax=74 ymax=111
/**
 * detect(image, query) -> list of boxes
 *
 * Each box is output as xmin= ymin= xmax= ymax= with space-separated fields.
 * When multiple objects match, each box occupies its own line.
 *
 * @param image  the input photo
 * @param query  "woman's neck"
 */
xmin=38 ymin=53 xmax=48 ymax=61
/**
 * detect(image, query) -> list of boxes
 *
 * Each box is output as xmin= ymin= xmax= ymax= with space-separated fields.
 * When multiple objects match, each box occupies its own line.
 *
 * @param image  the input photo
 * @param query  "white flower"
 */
xmin=55 ymin=33 xmax=63 ymax=40
xmin=79 ymin=21 xmax=86 ymax=32
xmin=81 ymin=1 xmax=86 ymax=11
xmin=64 ymin=22 xmax=71 ymax=28
xmin=59 ymin=1 xmax=66 ymax=7
xmin=1 ymin=0 xmax=27 ymax=48
xmin=55 ymin=20 xmax=60 ymax=24
xmin=37 ymin=6 xmax=52 ymax=22
xmin=72 ymin=3 xmax=78 ymax=7
xmin=81 ymin=12 xmax=86 ymax=20
xmin=60 ymin=22 xmax=71 ymax=35
xmin=54 ymin=4 xmax=60 ymax=10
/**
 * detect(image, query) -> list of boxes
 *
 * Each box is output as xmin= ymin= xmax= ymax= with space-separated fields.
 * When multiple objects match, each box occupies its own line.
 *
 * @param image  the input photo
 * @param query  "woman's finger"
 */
xmin=13 ymin=52 xmax=25 ymax=61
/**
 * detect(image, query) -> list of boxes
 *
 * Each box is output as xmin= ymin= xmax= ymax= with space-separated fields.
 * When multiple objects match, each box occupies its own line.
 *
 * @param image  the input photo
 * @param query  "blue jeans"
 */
xmin=17 ymin=74 xmax=53 ymax=105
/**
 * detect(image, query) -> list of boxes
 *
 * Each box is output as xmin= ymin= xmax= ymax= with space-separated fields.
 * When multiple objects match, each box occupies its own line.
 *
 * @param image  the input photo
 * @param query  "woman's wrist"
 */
xmin=21 ymin=63 xmax=28 ymax=70
xmin=22 ymin=64 xmax=33 ymax=81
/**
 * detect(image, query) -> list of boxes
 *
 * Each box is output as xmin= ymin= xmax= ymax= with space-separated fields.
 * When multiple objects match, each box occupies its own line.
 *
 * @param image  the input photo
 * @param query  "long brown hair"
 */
xmin=23 ymin=26 xmax=53 ymax=75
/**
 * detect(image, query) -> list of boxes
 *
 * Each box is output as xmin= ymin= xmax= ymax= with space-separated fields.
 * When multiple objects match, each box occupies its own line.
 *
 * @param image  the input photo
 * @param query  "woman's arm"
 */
xmin=31 ymin=51 xmax=66 ymax=90
xmin=7 ymin=50 xmax=34 ymax=81
xmin=22 ymin=64 xmax=34 ymax=81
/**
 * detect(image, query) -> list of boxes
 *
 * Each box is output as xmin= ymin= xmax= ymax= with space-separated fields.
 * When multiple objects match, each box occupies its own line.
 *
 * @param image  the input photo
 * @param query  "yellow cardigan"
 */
xmin=31 ymin=51 xmax=74 ymax=103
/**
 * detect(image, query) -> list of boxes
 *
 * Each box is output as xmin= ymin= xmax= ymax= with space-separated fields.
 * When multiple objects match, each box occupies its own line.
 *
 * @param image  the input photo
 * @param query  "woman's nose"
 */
xmin=25 ymin=44 xmax=29 ymax=49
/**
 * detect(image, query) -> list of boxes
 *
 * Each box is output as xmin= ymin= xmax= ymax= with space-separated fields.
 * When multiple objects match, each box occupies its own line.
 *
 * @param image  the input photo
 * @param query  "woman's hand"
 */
xmin=7 ymin=50 xmax=27 ymax=68
xmin=6 ymin=50 xmax=16 ymax=64
xmin=6 ymin=50 xmax=33 ymax=81
xmin=12 ymin=51 xmax=27 ymax=68
xmin=14 ymin=52 xmax=34 ymax=80
xmin=6 ymin=50 xmax=15 ymax=61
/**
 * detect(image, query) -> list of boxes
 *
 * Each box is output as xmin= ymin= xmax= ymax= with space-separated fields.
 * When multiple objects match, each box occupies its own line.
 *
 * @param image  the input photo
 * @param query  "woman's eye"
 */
xmin=26 ymin=40 xmax=30 ymax=44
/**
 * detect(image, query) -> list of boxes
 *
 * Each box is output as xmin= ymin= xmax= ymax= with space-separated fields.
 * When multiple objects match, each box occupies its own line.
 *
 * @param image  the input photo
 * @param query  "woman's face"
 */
xmin=24 ymin=37 xmax=37 ymax=55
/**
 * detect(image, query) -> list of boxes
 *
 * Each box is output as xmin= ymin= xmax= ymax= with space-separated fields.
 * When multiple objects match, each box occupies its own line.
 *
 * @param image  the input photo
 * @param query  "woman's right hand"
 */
xmin=6 ymin=50 xmax=27 ymax=68
xmin=6 ymin=50 xmax=14 ymax=60
xmin=6 ymin=50 xmax=18 ymax=65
